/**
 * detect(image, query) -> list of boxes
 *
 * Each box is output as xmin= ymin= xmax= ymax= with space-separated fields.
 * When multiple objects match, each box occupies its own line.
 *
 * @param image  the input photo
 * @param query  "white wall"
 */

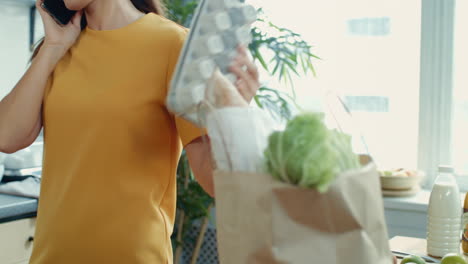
xmin=0 ymin=1 xmax=43 ymax=99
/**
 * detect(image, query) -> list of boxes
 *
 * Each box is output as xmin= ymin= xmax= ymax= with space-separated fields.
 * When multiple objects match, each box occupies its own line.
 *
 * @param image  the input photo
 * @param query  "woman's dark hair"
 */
xmin=32 ymin=0 xmax=166 ymax=59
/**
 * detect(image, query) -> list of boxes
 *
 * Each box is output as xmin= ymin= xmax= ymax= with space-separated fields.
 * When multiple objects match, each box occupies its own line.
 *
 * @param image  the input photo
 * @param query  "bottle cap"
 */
xmin=438 ymin=165 xmax=454 ymax=173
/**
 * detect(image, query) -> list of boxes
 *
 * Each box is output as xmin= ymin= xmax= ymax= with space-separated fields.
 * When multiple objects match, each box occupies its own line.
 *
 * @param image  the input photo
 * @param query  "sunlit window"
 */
xmin=249 ymin=0 xmax=421 ymax=169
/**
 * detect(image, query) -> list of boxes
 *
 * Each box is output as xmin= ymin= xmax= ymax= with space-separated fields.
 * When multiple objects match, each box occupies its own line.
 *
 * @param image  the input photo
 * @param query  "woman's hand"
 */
xmin=36 ymin=0 xmax=83 ymax=54
xmin=229 ymin=45 xmax=260 ymax=103
xmin=206 ymin=69 xmax=248 ymax=108
xmin=205 ymin=45 xmax=260 ymax=108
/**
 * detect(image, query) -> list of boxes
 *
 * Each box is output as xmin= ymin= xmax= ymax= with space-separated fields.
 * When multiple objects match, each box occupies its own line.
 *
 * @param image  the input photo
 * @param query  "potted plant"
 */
xmin=163 ymin=1 xmax=319 ymax=263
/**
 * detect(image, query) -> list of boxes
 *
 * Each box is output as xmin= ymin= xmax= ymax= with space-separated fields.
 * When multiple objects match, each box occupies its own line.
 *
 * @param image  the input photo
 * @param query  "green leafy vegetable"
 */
xmin=264 ymin=113 xmax=360 ymax=192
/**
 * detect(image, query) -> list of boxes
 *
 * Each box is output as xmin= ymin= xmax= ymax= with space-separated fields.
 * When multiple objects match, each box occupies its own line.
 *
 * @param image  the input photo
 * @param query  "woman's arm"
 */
xmin=185 ymin=46 xmax=260 ymax=197
xmin=186 ymin=137 xmax=215 ymax=196
xmin=0 ymin=1 xmax=82 ymax=153
xmin=0 ymin=46 xmax=64 ymax=153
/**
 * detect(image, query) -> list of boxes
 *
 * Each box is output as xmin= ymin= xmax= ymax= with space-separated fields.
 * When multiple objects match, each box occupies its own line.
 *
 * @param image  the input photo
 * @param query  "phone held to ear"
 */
xmin=40 ymin=0 xmax=77 ymax=26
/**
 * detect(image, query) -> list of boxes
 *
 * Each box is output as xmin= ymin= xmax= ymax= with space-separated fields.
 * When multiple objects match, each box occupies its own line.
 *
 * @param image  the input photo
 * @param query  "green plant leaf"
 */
xmin=254 ymin=49 xmax=269 ymax=71
xmin=251 ymin=11 xmax=319 ymax=85
xmin=271 ymin=59 xmax=281 ymax=76
xmin=284 ymin=59 xmax=299 ymax=76
xmin=254 ymin=95 xmax=263 ymax=108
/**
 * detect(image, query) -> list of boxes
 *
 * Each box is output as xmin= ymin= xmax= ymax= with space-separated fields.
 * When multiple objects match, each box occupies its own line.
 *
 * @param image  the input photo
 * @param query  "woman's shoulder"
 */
xmin=141 ymin=13 xmax=188 ymax=43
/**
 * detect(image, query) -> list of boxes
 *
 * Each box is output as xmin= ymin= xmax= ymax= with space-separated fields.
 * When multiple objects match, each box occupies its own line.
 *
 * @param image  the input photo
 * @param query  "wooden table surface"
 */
xmin=390 ymin=236 xmax=468 ymax=263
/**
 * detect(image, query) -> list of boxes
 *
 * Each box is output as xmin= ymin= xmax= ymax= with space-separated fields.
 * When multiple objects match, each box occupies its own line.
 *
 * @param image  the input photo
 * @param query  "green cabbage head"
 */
xmin=264 ymin=113 xmax=360 ymax=192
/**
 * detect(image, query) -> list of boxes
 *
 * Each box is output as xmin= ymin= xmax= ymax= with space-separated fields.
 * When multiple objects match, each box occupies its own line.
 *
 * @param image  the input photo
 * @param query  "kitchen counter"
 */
xmin=0 ymin=194 xmax=37 ymax=224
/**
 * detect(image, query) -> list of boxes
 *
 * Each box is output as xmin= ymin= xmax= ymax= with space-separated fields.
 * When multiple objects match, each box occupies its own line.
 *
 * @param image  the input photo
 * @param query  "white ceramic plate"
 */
xmin=382 ymin=185 xmax=420 ymax=197
xmin=380 ymin=173 xmax=424 ymax=190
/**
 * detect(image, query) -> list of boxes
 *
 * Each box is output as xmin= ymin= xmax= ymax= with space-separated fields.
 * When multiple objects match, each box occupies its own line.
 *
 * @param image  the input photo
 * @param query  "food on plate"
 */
xmin=441 ymin=253 xmax=467 ymax=264
xmin=264 ymin=112 xmax=360 ymax=192
xmin=400 ymin=254 xmax=426 ymax=264
xmin=379 ymin=168 xmax=420 ymax=177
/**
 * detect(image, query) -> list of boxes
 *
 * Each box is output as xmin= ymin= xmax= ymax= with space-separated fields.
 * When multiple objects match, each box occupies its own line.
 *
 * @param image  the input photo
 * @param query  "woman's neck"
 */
xmin=85 ymin=0 xmax=145 ymax=31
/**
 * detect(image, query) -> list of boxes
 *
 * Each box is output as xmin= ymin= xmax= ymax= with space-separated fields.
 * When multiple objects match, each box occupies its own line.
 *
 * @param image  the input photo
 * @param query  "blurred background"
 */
xmin=0 ymin=0 xmax=467 ymax=260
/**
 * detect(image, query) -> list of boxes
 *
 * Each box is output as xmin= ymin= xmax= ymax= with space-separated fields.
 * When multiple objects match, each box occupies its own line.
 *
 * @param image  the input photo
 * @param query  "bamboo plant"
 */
xmin=163 ymin=1 xmax=319 ymax=263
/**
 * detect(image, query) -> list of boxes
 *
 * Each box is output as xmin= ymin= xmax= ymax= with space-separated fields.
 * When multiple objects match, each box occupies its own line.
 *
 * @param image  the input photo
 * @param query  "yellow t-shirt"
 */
xmin=30 ymin=13 xmax=203 ymax=264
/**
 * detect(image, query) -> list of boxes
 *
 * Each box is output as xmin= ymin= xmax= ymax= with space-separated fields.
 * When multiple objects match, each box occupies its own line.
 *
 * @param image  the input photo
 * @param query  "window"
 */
xmin=452 ymin=0 xmax=468 ymax=175
xmin=249 ymin=0 xmax=421 ymax=170
xmin=250 ymin=0 xmax=468 ymax=188
xmin=329 ymin=0 xmax=421 ymax=170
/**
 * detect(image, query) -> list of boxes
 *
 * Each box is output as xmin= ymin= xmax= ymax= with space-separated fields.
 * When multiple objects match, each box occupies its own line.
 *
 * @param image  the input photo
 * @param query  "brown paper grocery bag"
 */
xmin=214 ymin=158 xmax=393 ymax=264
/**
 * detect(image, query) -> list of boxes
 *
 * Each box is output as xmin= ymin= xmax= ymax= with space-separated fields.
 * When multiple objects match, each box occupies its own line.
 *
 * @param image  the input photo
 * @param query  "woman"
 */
xmin=0 ymin=0 xmax=260 ymax=263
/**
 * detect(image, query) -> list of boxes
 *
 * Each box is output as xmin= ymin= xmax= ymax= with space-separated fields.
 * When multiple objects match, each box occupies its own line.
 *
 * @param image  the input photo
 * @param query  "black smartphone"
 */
xmin=41 ymin=0 xmax=77 ymax=26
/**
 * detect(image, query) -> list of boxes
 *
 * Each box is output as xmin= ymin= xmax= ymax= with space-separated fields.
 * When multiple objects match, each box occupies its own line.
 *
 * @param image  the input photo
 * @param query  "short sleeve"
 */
xmin=166 ymin=26 xmax=207 ymax=147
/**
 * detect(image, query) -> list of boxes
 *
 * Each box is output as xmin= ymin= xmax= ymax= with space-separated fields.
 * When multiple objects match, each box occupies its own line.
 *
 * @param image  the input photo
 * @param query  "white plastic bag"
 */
xmin=205 ymin=107 xmax=277 ymax=172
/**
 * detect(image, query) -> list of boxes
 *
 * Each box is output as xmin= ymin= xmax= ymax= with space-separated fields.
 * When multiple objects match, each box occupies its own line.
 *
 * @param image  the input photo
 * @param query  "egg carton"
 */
xmin=166 ymin=0 xmax=257 ymax=126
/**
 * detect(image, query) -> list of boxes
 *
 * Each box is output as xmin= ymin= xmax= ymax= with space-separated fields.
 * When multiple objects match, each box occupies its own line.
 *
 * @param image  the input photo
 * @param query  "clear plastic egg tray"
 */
xmin=166 ymin=0 xmax=257 ymax=126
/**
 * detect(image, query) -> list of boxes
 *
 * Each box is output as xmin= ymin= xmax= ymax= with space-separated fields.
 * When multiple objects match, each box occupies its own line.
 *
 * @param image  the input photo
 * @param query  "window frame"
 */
xmin=417 ymin=0 xmax=465 ymax=189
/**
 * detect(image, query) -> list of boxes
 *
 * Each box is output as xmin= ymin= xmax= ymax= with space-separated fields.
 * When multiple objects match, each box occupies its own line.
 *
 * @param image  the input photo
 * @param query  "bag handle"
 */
xmin=197 ymin=99 xmax=236 ymax=172
xmin=324 ymin=91 xmax=370 ymax=156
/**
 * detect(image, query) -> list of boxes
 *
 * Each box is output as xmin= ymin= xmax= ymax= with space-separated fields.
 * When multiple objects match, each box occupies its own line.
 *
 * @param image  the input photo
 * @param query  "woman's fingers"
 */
xmin=35 ymin=0 xmax=43 ymax=10
xmin=230 ymin=62 xmax=253 ymax=86
xmin=237 ymin=45 xmax=248 ymax=56
xmin=228 ymin=45 xmax=260 ymax=102
xmin=207 ymin=69 xmax=248 ymax=107
xmin=229 ymin=51 xmax=257 ymax=86
xmin=36 ymin=0 xmax=47 ymax=18
xmin=229 ymin=63 xmax=256 ymax=100
xmin=71 ymin=10 xmax=83 ymax=27
xmin=234 ymin=46 xmax=260 ymax=81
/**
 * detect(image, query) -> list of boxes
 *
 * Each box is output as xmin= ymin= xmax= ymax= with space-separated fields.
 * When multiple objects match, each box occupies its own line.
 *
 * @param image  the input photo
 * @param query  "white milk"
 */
xmin=427 ymin=166 xmax=462 ymax=257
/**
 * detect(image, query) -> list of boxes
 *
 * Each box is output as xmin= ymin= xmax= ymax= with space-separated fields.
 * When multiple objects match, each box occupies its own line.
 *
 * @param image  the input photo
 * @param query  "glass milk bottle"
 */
xmin=427 ymin=166 xmax=462 ymax=257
